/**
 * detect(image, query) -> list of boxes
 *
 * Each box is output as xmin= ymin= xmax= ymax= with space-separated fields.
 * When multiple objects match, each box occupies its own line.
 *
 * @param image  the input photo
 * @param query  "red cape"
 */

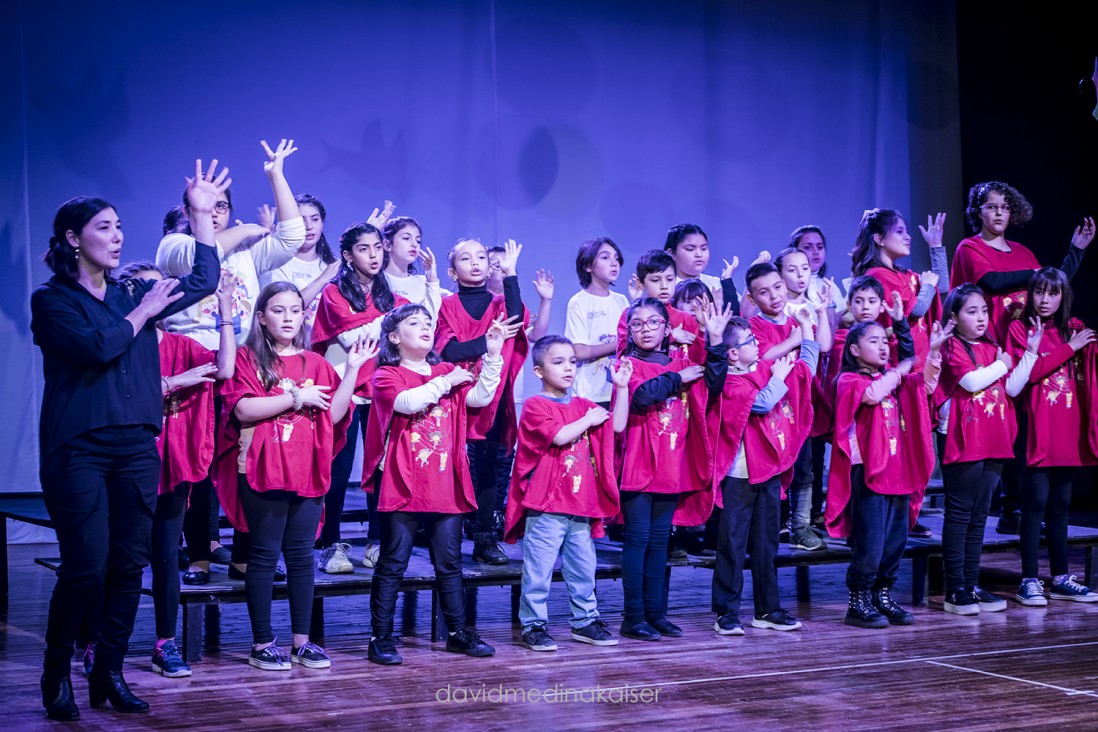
xmin=951 ymin=236 xmax=1039 ymax=345
xmin=932 ymin=338 xmax=1017 ymax=464
xmin=213 ymin=348 xmax=349 ymax=532
xmin=157 ymin=333 xmax=216 ymax=494
xmin=503 ymin=395 xmax=619 ymax=542
xmin=867 ymin=266 xmax=942 ymax=365
xmin=749 ymin=314 xmax=797 ymax=360
xmin=363 ymin=362 xmax=477 ymax=514
xmin=616 ymin=304 xmax=704 ymax=363
xmin=435 ymin=293 xmax=529 ymax=446
xmin=825 ymin=371 xmax=935 ymax=538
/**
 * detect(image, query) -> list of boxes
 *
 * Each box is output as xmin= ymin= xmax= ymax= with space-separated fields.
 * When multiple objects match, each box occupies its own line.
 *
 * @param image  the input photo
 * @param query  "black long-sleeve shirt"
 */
xmin=976 ymin=245 xmax=1084 ymax=292
xmin=30 ymin=243 xmax=219 ymax=459
xmin=439 ymin=276 xmax=524 ymax=363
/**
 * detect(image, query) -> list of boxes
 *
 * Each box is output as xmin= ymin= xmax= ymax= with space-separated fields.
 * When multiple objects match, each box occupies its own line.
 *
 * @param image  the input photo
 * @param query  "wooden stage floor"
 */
xmin=2 ymin=541 xmax=1097 ymax=730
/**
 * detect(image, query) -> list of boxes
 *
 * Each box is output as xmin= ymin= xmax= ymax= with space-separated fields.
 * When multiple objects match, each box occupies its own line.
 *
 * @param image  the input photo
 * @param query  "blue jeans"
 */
xmin=518 ymin=512 xmax=599 ymax=631
xmin=712 ymin=475 xmax=781 ymax=618
xmin=789 ymin=440 xmax=814 ymax=532
xmin=845 ymin=466 xmax=909 ymax=591
xmin=620 ymin=491 xmax=677 ymax=624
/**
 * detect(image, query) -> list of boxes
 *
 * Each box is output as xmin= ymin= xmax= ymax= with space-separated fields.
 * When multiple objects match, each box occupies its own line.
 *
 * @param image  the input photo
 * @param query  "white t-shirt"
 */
xmin=259 ymin=254 xmax=329 ymax=328
xmin=383 ymin=272 xmax=451 ymax=321
xmin=564 ymin=289 xmax=630 ymax=403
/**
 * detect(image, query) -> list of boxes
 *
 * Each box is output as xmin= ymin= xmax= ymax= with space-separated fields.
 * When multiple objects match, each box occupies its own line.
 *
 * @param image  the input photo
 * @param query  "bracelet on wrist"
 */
xmin=288 ymin=384 xmax=303 ymax=411
xmin=161 ymin=376 xmax=171 ymax=394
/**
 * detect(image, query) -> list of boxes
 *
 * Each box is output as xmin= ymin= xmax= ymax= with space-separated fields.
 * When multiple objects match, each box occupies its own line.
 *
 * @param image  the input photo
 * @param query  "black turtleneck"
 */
xmin=439 ymin=276 xmax=524 ymax=363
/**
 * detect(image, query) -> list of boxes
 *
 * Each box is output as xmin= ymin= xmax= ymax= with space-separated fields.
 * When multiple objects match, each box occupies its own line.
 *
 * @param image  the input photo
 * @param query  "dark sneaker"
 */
xmin=249 ymin=643 xmax=291 ymax=671
xmin=714 ymin=613 xmax=745 ymax=636
xmin=751 ymin=609 xmax=802 ymax=631
xmin=845 ymin=590 xmax=888 ymax=628
xmin=943 ymin=590 xmax=980 ymax=616
xmin=368 ymin=636 xmax=403 ymax=666
xmin=521 ymin=625 xmax=557 ymax=652
xmin=181 ymin=569 xmax=211 ymax=585
xmin=647 ymin=617 xmax=683 ymax=637
xmin=291 ymin=642 xmax=331 ymax=669
xmin=872 ymin=587 xmax=913 ymax=625
xmin=908 ymin=522 xmax=933 ymax=539
xmin=667 ymin=543 xmax=688 ymax=559
xmin=619 ymin=620 xmax=661 ymax=641
xmin=972 ymin=586 xmax=1007 ymax=612
xmin=209 ymin=545 xmax=232 ymax=565
xmin=995 ymin=512 xmax=1020 ymax=535
xmin=790 ymin=528 xmax=825 ymax=551
xmin=571 ymin=619 xmax=618 ymax=646
xmin=151 ymin=640 xmax=192 ymax=678
xmin=472 ymin=534 xmax=508 ymax=565
xmin=1014 ymin=578 xmax=1048 ymax=607
xmin=446 ymin=629 xmax=496 ymax=657
xmin=1049 ymin=575 xmax=1098 ymax=603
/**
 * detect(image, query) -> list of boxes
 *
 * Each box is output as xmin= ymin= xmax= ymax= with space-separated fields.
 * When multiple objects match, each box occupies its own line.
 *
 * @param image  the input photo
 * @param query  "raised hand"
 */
xmin=256 ymin=204 xmax=276 ymax=233
xmin=498 ymin=238 xmax=523 ymax=276
xmin=721 ymin=256 xmax=740 ymax=280
xmin=792 ymin=305 xmax=814 ymax=330
xmin=1068 ymin=327 xmax=1097 ymax=352
xmin=216 ymin=269 xmax=236 ymax=309
xmin=627 ymin=274 xmax=643 ymax=302
xmin=750 ymin=250 xmax=771 ymax=267
xmin=610 ymin=358 xmax=633 ymax=388
xmin=171 ymin=363 xmax=217 ymax=390
xmin=678 ymin=364 xmax=705 ymax=384
xmin=703 ymin=301 xmax=734 ymax=342
xmin=815 ymin=277 xmax=836 ymax=312
xmin=918 ymin=212 xmax=947 ymax=248
xmin=260 ymin=138 xmax=298 ymax=179
xmin=346 ymin=337 xmax=380 ymax=372
xmin=366 ymin=200 xmax=396 ymax=230
xmin=485 ymin=320 xmax=506 ymax=358
xmin=770 ymin=353 xmax=795 ymax=380
xmin=929 ymin=320 xmax=954 ymax=353
xmin=585 ymin=406 xmax=611 ymax=426
xmin=299 ymin=384 xmax=332 ymax=410
xmin=996 ymin=347 xmax=1014 ymax=370
xmin=919 ymin=270 xmax=939 ymax=290
xmin=1025 ymin=317 xmax=1044 ymax=354
xmin=445 ymin=366 xmax=475 ymax=387
xmin=1070 ymin=216 xmax=1096 ymax=250
xmin=491 ymin=313 xmax=523 ymax=341
xmin=185 ymin=159 xmax=232 ymax=214
xmin=419 ymin=246 xmax=439 ymax=283
xmin=532 ymin=269 xmax=554 ymax=300
xmin=884 ymin=291 xmax=905 ymax=321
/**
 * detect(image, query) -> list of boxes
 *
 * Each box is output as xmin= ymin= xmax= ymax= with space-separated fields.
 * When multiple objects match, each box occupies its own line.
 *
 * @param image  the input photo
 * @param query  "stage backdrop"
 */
xmin=1 ymin=0 xmax=962 ymax=513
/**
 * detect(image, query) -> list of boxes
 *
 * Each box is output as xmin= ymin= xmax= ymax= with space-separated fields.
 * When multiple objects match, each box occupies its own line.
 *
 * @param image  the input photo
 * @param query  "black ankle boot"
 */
xmin=88 ymin=669 xmax=149 ymax=713
xmin=472 ymin=532 xmax=508 ymax=565
xmin=872 ymin=587 xmax=914 ymax=625
xmin=41 ymin=674 xmax=79 ymax=721
xmin=844 ymin=589 xmax=888 ymax=629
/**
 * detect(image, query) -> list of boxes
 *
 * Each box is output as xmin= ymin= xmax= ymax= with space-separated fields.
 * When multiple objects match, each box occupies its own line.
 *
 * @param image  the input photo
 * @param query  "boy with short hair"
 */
xmin=617 ymin=250 xmax=702 ymax=360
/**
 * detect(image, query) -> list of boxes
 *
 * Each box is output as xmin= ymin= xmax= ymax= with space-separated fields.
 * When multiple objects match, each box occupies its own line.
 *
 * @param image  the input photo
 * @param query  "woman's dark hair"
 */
xmin=663 ymin=223 xmax=707 ymax=254
xmin=841 ymin=320 xmax=887 ymax=374
xmin=848 ymin=275 xmax=885 ymax=301
xmin=337 ymin=223 xmax=396 ymax=315
xmin=45 ymin=196 xmax=114 ymax=280
xmin=246 ymin=282 xmax=307 ymax=390
xmin=941 ymin=283 xmax=988 ymax=365
xmin=115 ymin=261 xmax=162 ymax=280
xmin=296 ymin=193 xmax=336 ymax=265
xmin=377 ymin=303 xmax=441 ymax=367
xmin=575 ymin=237 xmax=624 ymax=288
xmin=381 ymin=215 xmax=422 ymax=275
xmin=790 ymin=225 xmax=827 ymax=277
xmin=1023 ymin=266 xmax=1073 ymax=342
xmin=162 ymin=205 xmax=191 ymax=236
xmin=622 ymin=296 xmax=671 ymax=356
xmin=851 ymin=208 xmax=907 ymax=277
xmin=965 ymin=181 xmax=1034 ymax=234
xmin=670 ymin=278 xmax=712 ymax=310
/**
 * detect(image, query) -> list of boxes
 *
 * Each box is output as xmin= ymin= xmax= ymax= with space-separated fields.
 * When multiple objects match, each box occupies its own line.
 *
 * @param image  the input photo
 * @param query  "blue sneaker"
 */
xmin=151 ymin=641 xmax=192 ymax=678
xmin=1048 ymin=575 xmax=1098 ymax=603
xmin=1014 ymin=578 xmax=1047 ymax=607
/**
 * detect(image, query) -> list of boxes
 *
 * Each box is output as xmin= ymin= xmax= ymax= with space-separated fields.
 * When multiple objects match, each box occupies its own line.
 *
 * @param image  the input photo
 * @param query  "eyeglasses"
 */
xmin=729 ymin=334 xmax=757 ymax=349
xmin=981 ymin=203 xmax=1011 ymax=213
xmin=628 ymin=317 xmax=667 ymax=332
xmin=214 ymin=201 xmax=231 ymax=213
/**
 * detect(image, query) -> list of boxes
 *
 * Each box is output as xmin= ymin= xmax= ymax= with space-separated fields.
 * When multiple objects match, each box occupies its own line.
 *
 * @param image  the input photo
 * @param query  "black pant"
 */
xmin=370 ymin=510 xmax=466 ymax=637
xmin=1021 ymin=466 xmax=1076 ymax=578
xmin=181 ymin=475 xmax=212 ymax=563
xmin=320 ymin=402 xmax=369 ymax=548
xmin=995 ymin=412 xmax=1028 ymax=518
xmin=712 ymin=475 xmax=781 ymax=618
xmin=938 ymin=435 xmax=1003 ymax=591
xmin=467 ymin=438 xmax=514 ymax=533
xmin=845 ymin=465 xmax=909 ymax=591
xmin=40 ymin=427 xmax=159 ymax=676
xmin=151 ymin=486 xmax=191 ymax=640
xmin=238 ymin=476 xmax=323 ymax=645
xmin=811 ymin=435 xmax=827 ymax=518
xmin=620 ymin=491 xmax=677 ymax=624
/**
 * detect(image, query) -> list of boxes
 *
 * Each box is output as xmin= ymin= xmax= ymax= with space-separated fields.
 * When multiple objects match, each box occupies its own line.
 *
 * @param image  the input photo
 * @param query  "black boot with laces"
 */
xmin=844 ymin=589 xmax=888 ymax=629
xmin=872 ymin=587 xmax=914 ymax=625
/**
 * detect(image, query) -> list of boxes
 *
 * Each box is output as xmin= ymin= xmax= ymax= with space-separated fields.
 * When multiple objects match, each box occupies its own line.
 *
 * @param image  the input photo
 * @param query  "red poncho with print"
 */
xmin=213 ymin=348 xmax=349 ymax=531
xmin=503 ymin=394 xmax=619 ymax=541
xmin=867 ymin=266 xmax=942 ymax=364
xmin=933 ymin=338 xmax=1017 ymax=464
xmin=157 ymin=333 xmax=216 ymax=494
xmin=435 ymin=293 xmax=528 ymax=445
xmin=616 ymin=304 xmax=704 ymax=363
xmin=363 ymin=362 xmax=477 ymax=514
xmin=749 ymin=314 xmax=798 ymax=359
xmin=825 ymin=371 xmax=935 ymax=538
xmin=951 ymin=236 xmax=1039 ymax=345
xmin=1006 ymin=317 xmax=1097 ymax=467
xmin=311 ymin=283 xmax=409 ymax=399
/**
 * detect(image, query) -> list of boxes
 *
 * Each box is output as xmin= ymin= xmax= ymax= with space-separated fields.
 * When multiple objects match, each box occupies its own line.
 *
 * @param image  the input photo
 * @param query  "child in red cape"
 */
xmin=851 ymin=208 xmax=948 ymax=364
xmin=614 ymin=297 xmax=715 ymax=642
xmin=504 ymin=336 xmax=631 ymax=652
xmin=311 ymin=222 xmax=409 ymax=573
xmin=364 ymin=303 xmax=506 ymax=665
xmin=435 ymin=238 xmax=529 ymax=565
xmin=933 ymin=284 xmax=1037 ymax=615
xmin=825 ymin=310 xmax=944 ymax=629
xmin=617 ymin=250 xmax=703 ymax=362
xmin=705 ymin=300 xmax=820 ymax=636
xmin=1005 ymin=268 xmax=1098 ymax=605
xmin=215 ymin=282 xmax=370 ymax=671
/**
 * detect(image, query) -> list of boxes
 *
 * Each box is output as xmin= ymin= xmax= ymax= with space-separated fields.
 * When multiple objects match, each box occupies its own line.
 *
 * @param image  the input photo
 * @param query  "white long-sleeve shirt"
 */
xmin=393 ymin=355 xmax=503 ymax=414
xmin=937 ymin=351 xmax=1037 ymax=433
xmin=156 ymin=217 xmax=305 ymax=349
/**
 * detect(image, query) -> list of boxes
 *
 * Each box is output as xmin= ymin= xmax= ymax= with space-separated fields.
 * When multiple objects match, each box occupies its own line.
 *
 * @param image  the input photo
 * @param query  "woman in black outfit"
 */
xmin=30 ymin=160 xmax=229 ymax=720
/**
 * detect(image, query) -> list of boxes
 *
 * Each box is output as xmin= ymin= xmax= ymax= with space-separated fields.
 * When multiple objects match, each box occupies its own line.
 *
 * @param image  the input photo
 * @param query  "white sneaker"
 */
xmin=361 ymin=542 xmax=381 ymax=568
xmin=318 ymin=543 xmax=354 ymax=574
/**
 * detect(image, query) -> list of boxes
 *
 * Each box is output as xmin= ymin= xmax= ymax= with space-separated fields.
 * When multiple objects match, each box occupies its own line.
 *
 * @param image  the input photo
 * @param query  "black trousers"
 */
xmin=370 ymin=510 xmax=466 ymax=637
xmin=712 ymin=475 xmax=781 ymax=618
xmin=151 ymin=486 xmax=192 ymax=640
xmin=238 ymin=476 xmax=323 ymax=645
xmin=180 ymin=474 xmax=212 ymax=563
xmin=320 ymin=402 xmax=369 ymax=548
xmin=620 ymin=491 xmax=677 ymax=624
xmin=938 ymin=435 xmax=1003 ymax=591
xmin=845 ymin=465 xmax=909 ymax=592
xmin=40 ymin=427 xmax=159 ymax=676
xmin=1021 ymin=466 xmax=1076 ymax=578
